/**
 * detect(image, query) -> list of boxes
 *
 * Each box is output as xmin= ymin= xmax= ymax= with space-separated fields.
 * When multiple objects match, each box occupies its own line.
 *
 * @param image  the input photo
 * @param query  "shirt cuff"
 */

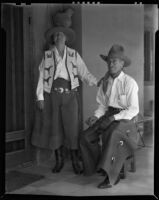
xmin=94 ymin=112 xmax=104 ymax=119
xmin=37 ymin=94 xmax=44 ymax=101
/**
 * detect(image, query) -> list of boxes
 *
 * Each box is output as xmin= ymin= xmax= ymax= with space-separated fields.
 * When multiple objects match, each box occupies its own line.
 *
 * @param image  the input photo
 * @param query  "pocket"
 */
xmin=118 ymin=94 xmax=127 ymax=108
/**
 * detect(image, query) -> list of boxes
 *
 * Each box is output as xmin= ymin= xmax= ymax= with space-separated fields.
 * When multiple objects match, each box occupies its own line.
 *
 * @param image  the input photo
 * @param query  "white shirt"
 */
xmin=94 ymin=71 xmax=139 ymax=120
xmin=54 ymin=46 xmax=69 ymax=80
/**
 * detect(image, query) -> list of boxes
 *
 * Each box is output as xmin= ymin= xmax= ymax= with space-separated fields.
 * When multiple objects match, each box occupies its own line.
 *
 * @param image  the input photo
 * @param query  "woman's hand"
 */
xmin=37 ymin=100 xmax=44 ymax=111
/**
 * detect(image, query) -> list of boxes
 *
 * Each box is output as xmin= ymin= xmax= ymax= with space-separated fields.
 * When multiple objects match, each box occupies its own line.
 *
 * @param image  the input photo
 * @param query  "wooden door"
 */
xmin=2 ymin=4 xmax=35 ymax=169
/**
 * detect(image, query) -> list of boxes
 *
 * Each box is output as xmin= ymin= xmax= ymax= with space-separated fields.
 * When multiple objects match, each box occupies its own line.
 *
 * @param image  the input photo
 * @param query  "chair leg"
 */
xmin=129 ymin=154 xmax=136 ymax=172
xmin=120 ymin=163 xmax=126 ymax=179
xmin=138 ymin=130 xmax=145 ymax=147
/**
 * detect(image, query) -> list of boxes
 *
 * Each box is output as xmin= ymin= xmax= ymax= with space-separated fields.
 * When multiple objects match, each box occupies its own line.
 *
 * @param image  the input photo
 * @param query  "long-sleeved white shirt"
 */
xmin=94 ymin=71 xmax=139 ymax=120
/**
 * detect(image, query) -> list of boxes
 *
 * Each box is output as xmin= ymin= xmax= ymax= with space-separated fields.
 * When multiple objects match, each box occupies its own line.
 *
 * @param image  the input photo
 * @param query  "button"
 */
xmin=119 ymin=140 xmax=124 ymax=146
xmin=111 ymin=156 xmax=115 ymax=161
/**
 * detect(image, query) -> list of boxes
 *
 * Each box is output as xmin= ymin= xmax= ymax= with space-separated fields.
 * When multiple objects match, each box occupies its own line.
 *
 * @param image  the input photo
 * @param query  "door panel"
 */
xmin=2 ymin=4 xmax=35 ymax=169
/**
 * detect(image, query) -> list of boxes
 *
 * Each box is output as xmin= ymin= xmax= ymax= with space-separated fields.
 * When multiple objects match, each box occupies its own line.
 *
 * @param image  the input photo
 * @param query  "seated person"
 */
xmin=80 ymin=44 xmax=139 ymax=188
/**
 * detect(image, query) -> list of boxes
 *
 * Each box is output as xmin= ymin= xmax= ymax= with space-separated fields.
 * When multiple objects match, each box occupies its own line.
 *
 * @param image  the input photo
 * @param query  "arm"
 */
xmin=76 ymin=51 xmax=98 ymax=86
xmin=36 ymin=58 xmax=45 ymax=101
xmin=86 ymin=84 xmax=107 ymax=126
xmin=94 ymin=83 xmax=108 ymax=118
xmin=114 ymin=79 xmax=139 ymax=120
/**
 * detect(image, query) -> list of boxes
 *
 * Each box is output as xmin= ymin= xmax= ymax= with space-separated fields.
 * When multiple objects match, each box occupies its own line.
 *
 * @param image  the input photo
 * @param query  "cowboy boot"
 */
xmin=52 ymin=146 xmax=64 ymax=173
xmin=98 ymin=173 xmax=112 ymax=189
xmin=70 ymin=149 xmax=83 ymax=175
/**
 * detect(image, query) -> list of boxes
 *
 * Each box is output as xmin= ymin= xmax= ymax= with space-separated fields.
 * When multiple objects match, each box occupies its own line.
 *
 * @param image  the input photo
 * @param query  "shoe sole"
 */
xmin=98 ymin=184 xmax=112 ymax=189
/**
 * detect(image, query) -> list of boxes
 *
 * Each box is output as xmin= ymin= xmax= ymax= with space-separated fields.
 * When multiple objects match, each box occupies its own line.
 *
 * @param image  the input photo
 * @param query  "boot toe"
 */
xmin=72 ymin=163 xmax=83 ymax=174
xmin=114 ymin=175 xmax=120 ymax=185
xmin=98 ymin=179 xmax=112 ymax=189
xmin=52 ymin=162 xmax=64 ymax=173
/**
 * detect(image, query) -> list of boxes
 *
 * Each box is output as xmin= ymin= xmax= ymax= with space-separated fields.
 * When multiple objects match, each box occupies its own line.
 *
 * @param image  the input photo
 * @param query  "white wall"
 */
xmin=81 ymin=4 xmax=144 ymax=128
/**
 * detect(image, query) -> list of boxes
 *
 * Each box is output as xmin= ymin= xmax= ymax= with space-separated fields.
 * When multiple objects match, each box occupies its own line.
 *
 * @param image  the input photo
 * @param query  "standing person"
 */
xmin=80 ymin=44 xmax=139 ymax=188
xmin=31 ymin=8 xmax=98 ymax=175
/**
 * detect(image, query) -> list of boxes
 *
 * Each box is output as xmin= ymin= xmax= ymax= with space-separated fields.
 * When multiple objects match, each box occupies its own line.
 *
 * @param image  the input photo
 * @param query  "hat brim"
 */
xmin=45 ymin=27 xmax=75 ymax=45
xmin=100 ymin=54 xmax=131 ymax=67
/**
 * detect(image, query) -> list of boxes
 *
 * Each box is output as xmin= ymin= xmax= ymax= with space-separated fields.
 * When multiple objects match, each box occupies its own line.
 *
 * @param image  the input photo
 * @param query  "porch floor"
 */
xmin=6 ymin=134 xmax=154 ymax=196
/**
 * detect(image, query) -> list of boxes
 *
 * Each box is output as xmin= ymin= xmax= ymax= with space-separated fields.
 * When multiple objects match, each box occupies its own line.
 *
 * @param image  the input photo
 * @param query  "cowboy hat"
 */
xmin=45 ymin=8 xmax=75 ymax=45
xmin=100 ymin=44 xmax=131 ymax=67
xmin=45 ymin=27 xmax=75 ymax=45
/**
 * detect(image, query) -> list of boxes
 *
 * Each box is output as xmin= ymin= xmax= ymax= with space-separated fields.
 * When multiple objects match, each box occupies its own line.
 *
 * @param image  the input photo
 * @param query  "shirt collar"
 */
xmin=55 ymin=45 xmax=66 ymax=56
xmin=108 ymin=71 xmax=125 ymax=82
xmin=116 ymin=71 xmax=125 ymax=81
xmin=53 ymin=45 xmax=66 ymax=63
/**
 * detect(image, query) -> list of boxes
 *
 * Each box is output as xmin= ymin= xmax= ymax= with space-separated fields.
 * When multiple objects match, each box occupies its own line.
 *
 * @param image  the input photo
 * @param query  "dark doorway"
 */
xmin=2 ymin=4 xmax=34 ymax=169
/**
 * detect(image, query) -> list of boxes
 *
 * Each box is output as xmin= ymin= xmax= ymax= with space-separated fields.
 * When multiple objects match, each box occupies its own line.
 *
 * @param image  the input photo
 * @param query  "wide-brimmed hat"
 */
xmin=45 ymin=27 xmax=75 ymax=45
xmin=100 ymin=44 xmax=131 ymax=67
xmin=45 ymin=8 xmax=76 ymax=45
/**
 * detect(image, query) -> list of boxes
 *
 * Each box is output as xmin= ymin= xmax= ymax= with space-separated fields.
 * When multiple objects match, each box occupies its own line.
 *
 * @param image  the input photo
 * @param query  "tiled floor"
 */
xmin=6 ymin=134 xmax=154 ymax=196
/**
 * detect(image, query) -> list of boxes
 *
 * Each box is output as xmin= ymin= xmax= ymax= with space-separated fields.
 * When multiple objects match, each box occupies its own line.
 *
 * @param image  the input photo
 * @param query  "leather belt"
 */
xmin=53 ymin=87 xmax=77 ymax=94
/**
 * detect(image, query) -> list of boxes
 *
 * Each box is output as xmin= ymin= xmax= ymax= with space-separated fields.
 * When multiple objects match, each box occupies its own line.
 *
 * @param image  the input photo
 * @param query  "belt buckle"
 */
xmin=59 ymin=87 xmax=64 ymax=93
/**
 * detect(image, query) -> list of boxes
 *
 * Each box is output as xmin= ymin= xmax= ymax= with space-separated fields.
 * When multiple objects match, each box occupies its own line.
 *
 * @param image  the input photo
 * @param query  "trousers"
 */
xmin=80 ymin=107 xmax=138 ymax=185
xmin=32 ymin=78 xmax=80 ymax=150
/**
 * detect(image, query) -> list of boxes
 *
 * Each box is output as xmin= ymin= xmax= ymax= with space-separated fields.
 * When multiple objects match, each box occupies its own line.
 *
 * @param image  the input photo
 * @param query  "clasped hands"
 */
xmin=85 ymin=115 xmax=115 ymax=129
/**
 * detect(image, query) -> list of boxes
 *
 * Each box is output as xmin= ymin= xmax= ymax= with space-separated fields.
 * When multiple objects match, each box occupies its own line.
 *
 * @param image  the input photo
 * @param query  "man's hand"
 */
xmin=85 ymin=116 xmax=98 ymax=127
xmin=37 ymin=100 xmax=44 ymax=111
xmin=99 ymin=116 xmax=115 ymax=130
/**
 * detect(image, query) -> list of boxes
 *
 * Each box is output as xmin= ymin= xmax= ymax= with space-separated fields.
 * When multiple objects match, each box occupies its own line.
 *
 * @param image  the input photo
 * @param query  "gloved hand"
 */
xmin=99 ymin=115 xmax=115 ymax=130
xmin=85 ymin=116 xmax=98 ymax=127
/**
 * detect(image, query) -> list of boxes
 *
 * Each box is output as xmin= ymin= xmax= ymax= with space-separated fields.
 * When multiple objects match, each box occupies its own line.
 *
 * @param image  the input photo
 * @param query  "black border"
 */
xmin=1 ymin=2 xmax=159 ymax=200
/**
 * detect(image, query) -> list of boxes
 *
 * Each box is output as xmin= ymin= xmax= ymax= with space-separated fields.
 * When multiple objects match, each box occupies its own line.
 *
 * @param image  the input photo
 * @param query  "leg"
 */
xmin=80 ymin=126 xmax=102 ymax=176
xmin=99 ymin=121 xmax=136 ymax=185
xmin=49 ymin=93 xmax=65 ymax=172
xmin=61 ymin=92 xmax=83 ymax=174
xmin=52 ymin=145 xmax=65 ymax=173
xmin=119 ymin=163 xmax=126 ymax=179
xmin=130 ymin=154 xmax=136 ymax=172
xmin=70 ymin=149 xmax=83 ymax=174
